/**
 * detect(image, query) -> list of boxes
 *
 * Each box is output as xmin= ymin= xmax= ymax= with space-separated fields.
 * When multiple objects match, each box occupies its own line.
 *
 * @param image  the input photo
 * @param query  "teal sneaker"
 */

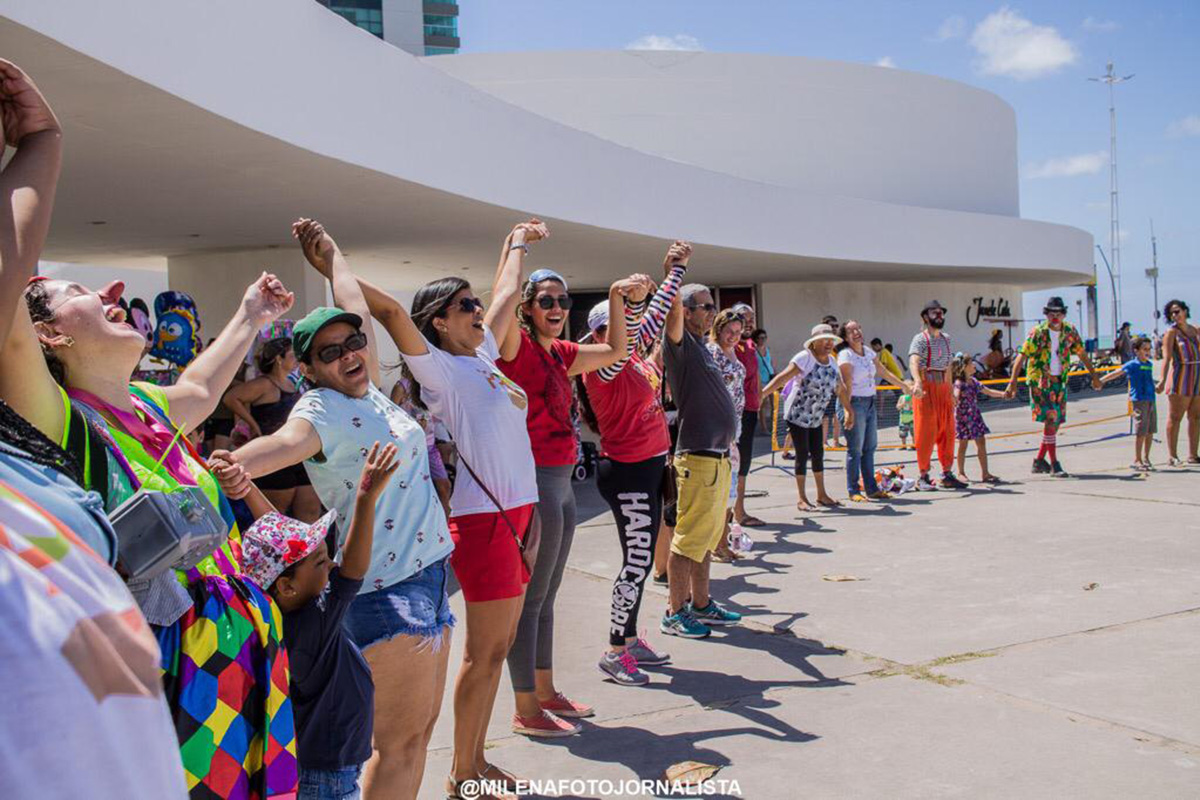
xmin=687 ymin=599 xmax=742 ymax=627
xmin=660 ymin=609 xmax=711 ymax=639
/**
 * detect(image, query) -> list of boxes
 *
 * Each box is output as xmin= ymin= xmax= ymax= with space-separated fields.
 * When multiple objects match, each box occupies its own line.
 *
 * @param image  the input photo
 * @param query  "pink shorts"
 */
xmin=449 ymin=504 xmax=534 ymax=602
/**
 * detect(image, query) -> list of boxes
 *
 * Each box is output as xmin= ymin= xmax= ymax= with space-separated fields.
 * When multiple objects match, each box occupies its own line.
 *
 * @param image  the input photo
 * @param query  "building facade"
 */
xmin=316 ymin=0 xmax=459 ymax=55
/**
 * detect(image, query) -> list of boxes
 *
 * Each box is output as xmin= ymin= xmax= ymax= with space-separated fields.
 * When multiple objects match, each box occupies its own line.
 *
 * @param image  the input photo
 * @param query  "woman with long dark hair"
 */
xmin=576 ymin=241 xmax=689 ymax=687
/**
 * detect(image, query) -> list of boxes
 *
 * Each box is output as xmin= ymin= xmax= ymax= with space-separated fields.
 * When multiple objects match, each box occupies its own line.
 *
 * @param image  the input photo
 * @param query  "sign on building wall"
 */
xmin=966 ymin=297 xmax=1012 ymax=328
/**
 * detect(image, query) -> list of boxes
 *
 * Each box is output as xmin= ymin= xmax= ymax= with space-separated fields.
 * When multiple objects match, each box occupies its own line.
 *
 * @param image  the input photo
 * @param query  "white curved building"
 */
xmin=0 ymin=0 xmax=1091 ymax=360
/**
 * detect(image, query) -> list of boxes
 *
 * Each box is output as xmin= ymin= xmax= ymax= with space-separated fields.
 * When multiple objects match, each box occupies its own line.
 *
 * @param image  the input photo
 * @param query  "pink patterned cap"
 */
xmin=241 ymin=509 xmax=338 ymax=589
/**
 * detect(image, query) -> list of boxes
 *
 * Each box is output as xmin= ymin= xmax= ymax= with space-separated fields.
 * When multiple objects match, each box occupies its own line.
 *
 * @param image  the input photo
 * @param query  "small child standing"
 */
xmin=1102 ymin=336 xmax=1157 ymax=471
xmin=241 ymin=442 xmax=399 ymax=800
xmin=896 ymin=391 xmax=914 ymax=450
xmin=951 ymin=354 xmax=1007 ymax=483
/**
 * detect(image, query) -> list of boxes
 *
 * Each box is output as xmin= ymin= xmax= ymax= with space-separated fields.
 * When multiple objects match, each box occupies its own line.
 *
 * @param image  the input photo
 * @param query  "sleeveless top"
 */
xmin=250 ymin=381 xmax=302 ymax=436
xmin=1170 ymin=324 xmax=1200 ymax=395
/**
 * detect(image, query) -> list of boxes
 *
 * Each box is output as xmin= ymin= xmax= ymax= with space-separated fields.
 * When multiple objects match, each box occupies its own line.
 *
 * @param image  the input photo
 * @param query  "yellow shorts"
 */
xmin=670 ymin=452 xmax=732 ymax=562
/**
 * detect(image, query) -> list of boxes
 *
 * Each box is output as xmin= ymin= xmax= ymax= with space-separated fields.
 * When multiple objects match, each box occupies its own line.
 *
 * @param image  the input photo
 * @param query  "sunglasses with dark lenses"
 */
xmin=315 ymin=332 xmax=368 ymax=364
xmin=536 ymin=294 xmax=574 ymax=310
xmin=450 ymin=296 xmax=484 ymax=314
xmin=687 ymin=302 xmax=717 ymax=312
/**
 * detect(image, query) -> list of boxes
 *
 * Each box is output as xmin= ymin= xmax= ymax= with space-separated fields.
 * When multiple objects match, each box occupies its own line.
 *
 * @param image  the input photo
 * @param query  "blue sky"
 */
xmin=458 ymin=1 xmax=1199 ymax=341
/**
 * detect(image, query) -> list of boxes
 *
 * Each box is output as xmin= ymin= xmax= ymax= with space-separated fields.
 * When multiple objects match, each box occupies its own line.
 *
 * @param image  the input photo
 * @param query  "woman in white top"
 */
xmin=329 ymin=219 xmax=556 ymax=798
xmin=837 ymin=321 xmax=911 ymax=501
xmin=760 ymin=324 xmax=855 ymax=511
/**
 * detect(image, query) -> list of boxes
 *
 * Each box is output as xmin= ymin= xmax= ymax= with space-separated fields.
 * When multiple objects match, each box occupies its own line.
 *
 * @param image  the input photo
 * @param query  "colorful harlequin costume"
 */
xmin=62 ymin=382 xmax=297 ymax=799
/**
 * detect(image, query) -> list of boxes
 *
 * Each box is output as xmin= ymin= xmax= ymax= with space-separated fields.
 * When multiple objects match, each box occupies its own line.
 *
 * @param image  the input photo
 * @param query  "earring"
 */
xmin=62 ymin=336 xmax=75 ymax=348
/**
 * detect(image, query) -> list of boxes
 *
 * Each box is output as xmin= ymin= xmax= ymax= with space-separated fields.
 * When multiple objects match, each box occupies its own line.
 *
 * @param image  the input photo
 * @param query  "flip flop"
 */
xmin=738 ymin=515 xmax=766 ymax=527
xmin=817 ymin=498 xmax=842 ymax=508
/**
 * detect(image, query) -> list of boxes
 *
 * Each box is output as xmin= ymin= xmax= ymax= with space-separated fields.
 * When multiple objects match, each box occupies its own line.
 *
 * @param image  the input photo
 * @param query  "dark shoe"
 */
xmin=940 ymin=472 xmax=968 ymax=490
xmin=1032 ymin=457 xmax=1051 ymax=474
xmin=652 ymin=571 xmax=668 ymax=586
xmin=1050 ymin=461 xmax=1069 ymax=478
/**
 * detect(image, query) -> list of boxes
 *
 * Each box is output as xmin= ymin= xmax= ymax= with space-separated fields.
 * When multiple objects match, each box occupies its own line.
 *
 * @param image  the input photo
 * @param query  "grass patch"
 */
xmin=928 ymin=651 xmax=997 ymax=667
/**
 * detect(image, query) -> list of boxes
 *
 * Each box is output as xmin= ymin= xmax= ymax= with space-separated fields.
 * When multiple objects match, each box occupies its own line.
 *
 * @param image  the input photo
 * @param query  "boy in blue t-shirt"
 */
xmin=1101 ymin=337 xmax=1156 ymax=471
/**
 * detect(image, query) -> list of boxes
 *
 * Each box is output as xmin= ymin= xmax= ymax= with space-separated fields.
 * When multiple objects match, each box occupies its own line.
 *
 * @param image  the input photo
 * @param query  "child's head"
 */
xmin=1134 ymin=336 xmax=1152 ymax=360
xmin=242 ymin=509 xmax=339 ymax=610
xmin=951 ymin=352 xmax=973 ymax=382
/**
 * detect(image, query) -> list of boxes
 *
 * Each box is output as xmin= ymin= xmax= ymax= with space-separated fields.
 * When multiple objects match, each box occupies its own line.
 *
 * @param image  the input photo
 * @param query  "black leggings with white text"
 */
xmin=596 ymin=455 xmax=665 ymax=646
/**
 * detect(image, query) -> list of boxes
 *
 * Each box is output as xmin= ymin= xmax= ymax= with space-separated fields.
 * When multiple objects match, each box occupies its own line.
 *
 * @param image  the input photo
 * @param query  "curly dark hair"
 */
xmin=23 ymin=280 xmax=67 ymax=384
xmin=1165 ymin=299 xmax=1190 ymax=324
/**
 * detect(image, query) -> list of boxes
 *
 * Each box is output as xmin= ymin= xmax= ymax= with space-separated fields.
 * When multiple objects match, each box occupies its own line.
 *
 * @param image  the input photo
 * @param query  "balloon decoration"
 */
xmin=150 ymin=290 xmax=202 ymax=368
xmin=129 ymin=297 xmax=154 ymax=348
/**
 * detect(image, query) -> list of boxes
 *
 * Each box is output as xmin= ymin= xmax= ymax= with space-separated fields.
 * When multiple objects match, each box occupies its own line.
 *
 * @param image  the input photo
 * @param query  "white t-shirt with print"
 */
xmin=837 ymin=348 xmax=878 ymax=398
xmin=403 ymin=326 xmax=538 ymax=516
xmin=1049 ymin=329 xmax=1062 ymax=376
xmin=291 ymin=383 xmax=453 ymax=593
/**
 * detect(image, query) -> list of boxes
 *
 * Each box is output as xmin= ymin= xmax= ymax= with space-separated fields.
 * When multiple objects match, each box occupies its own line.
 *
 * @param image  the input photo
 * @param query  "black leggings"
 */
xmin=787 ymin=423 xmax=824 ymax=476
xmin=596 ymin=455 xmax=665 ymax=646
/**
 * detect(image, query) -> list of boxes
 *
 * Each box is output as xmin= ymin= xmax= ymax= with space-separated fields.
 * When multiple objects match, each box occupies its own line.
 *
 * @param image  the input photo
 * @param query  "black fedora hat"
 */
xmin=921 ymin=299 xmax=946 ymax=317
xmin=1043 ymin=296 xmax=1068 ymax=314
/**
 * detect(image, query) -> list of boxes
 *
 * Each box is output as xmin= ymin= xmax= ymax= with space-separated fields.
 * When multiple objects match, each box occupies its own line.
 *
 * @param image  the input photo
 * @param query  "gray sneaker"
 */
xmin=598 ymin=650 xmax=649 ymax=686
xmin=626 ymin=636 xmax=670 ymax=666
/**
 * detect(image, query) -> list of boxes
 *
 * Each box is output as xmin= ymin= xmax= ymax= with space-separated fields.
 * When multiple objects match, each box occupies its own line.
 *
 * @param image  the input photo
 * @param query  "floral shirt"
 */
xmin=706 ymin=343 xmax=746 ymax=422
xmin=1018 ymin=322 xmax=1084 ymax=388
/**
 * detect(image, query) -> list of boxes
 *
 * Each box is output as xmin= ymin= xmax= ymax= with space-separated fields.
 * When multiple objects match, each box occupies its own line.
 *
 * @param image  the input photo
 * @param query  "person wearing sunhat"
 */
xmin=1005 ymin=296 xmax=1102 ymax=477
xmin=210 ymin=219 xmax=455 ymax=799
xmin=908 ymin=300 xmax=965 ymax=490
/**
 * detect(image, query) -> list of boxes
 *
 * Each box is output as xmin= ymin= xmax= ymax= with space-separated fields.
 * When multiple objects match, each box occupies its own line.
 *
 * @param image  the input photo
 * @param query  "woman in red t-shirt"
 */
xmin=576 ymin=241 xmax=690 ymax=688
xmin=498 ymin=267 xmax=648 ymax=737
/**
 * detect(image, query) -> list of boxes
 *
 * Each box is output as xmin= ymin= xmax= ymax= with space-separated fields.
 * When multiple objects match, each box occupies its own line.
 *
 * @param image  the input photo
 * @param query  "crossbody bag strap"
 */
xmin=455 ymin=453 xmax=527 ymax=553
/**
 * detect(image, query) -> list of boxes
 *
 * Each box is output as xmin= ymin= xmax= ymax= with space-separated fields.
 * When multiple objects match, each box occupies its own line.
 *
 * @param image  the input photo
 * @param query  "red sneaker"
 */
xmin=511 ymin=710 xmax=580 ymax=738
xmin=538 ymin=692 xmax=595 ymax=719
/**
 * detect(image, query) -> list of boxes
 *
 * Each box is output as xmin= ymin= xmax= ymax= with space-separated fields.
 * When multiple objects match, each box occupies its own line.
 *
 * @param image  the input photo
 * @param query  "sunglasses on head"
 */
xmin=315 ymin=332 xmax=368 ymax=364
xmin=536 ymin=294 xmax=573 ymax=310
xmin=687 ymin=302 xmax=717 ymax=312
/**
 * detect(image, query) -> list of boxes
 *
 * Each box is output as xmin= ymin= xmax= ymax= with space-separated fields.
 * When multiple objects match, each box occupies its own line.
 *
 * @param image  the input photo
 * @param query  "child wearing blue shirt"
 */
xmin=1102 ymin=337 xmax=1157 ymax=471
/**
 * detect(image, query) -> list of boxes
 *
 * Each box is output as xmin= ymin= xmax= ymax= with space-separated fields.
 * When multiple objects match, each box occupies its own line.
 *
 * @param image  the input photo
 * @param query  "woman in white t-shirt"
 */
xmin=343 ymin=219 xmax=551 ymax=797
xmin=837 ymin=321 xmax=912 ymax=501
xmin=760 ymin=324 xmax=855 ymax=511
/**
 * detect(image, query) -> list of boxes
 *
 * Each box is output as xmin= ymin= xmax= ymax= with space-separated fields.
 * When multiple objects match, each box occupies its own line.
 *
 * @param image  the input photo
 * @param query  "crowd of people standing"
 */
xmin=1 ymin=60 xmax=1190 ymax=800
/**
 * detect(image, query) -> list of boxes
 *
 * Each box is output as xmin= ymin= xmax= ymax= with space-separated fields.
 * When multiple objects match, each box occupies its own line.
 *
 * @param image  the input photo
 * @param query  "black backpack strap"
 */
xmin=64 ymin=403 xmax=111 ymax=508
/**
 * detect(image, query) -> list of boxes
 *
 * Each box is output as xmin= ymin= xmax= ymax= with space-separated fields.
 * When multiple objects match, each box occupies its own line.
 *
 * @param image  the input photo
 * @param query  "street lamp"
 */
xmin=1096 ymin=244 xmax=1119 ymax=343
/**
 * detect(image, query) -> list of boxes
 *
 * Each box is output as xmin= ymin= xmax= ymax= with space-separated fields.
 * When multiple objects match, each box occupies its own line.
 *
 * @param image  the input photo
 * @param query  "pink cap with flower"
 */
xmin=241 ymin=509 xmax=338 ymax=589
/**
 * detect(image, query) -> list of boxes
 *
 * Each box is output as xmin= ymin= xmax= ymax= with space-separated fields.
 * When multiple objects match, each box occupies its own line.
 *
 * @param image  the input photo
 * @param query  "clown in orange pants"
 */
xmin=913 ymin=377 xmax=956 ymax=476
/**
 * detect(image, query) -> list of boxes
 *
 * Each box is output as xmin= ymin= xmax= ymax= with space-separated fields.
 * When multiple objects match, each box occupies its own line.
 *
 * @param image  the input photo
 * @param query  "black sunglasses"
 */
xmin=447 ymin=296 xmax=484 ymax=314
xmin=686 ymin=302 xmax=717 ymax=312
xmin=315 ymin=332 xmax=368 ymax=364
xmin=536 ymin=294 xmax=574 ymax=310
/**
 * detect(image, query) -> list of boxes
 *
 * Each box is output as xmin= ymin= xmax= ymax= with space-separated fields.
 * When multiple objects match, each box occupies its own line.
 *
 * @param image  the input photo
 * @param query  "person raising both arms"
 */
xmin=576 ymin=241 xmax=691 ymax=686
xmin=499 ymin=257 xmax=654 ymax=734
xmin=210 ymin=219 xmax=455 ymax=800
xmin=222 ymin=336 xmax=322 ymax=521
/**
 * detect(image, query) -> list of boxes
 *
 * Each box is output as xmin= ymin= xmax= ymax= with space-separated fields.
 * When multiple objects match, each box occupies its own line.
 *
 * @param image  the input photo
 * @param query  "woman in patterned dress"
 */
xmin=1156 ymin=299 xmax=1200 ymax=465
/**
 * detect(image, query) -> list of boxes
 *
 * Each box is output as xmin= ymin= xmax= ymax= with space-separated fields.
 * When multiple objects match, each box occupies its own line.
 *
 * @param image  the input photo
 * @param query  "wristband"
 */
xmin=509 ymin=243 xmax=529 ymax=253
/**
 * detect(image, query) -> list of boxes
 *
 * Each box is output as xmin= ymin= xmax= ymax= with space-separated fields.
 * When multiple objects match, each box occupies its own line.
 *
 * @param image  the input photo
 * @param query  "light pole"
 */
xmin=1147 ymin=219 xmax=1160 ymax=335
xmin=1096 ymin=244 xmax=1119 ymax=343
xmin=1089 ymin=62 xmax=1134 ymax=326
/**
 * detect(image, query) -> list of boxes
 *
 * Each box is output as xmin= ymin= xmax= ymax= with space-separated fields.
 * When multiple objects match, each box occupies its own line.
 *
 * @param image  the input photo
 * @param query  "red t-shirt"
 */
xmin=735 ymin=339 xmax=761 ymax=412
xmin=499 ymin=331 xmax=581 ymax=467
xmin=583 ymin=353 xmax=670 ymax=463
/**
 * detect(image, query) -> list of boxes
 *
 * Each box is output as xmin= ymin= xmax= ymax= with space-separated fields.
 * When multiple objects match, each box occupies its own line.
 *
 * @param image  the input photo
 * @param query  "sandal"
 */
xmin=1168 ymin=457 xmax=1183 ymax=467
xmin=817 ymin=497 xmax=842 ymax=508
xmin=981 ymin=475 xmax=1002 ymax=484
xmin=447 ymin=775 xmax=515 ymax=800
xmin=848 ymin=493 xmax=869 ymax=503
xmin=867 ymin=490 xmax=892 ymax=500
xmin=737 ymin=515 xmax=766 ymax=527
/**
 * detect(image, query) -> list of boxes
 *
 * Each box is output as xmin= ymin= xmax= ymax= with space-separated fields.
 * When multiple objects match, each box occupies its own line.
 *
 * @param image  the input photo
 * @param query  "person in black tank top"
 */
xmin=222 ymin=337 xmax=322 ymax=520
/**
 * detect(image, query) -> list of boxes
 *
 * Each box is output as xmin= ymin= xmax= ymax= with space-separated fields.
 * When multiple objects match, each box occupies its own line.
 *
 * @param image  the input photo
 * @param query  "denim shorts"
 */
xmin=299 ymin=764 xmax=362 ymax=800
xmin=343 ymin=556 xmax=455 ymax=652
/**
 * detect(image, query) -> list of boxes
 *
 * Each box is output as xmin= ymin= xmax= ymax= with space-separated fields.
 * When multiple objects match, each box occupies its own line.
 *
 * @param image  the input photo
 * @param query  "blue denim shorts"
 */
xmin=343 ymin=556 xmax=455 ymax=652
xmin=299 ymin=764 xmax=362 ymax=800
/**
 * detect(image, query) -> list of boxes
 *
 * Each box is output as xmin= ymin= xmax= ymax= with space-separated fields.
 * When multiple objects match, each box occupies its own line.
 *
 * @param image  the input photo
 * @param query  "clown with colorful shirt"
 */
xmin=1006 ymin=296 xmax=1102 ymax=477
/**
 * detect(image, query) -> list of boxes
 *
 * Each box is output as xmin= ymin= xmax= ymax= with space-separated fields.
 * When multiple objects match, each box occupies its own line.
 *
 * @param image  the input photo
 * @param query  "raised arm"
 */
xmin=341 ymin=442 xmax=399 ymax=581
xmin=209 ymin=417 xmax=322 ymax=499
xmin=162 ymin=273 xmax=294 ymax=433
xmin=0 ymin=60 xmax=62 ymax=355
xmin=567 ymin=275 xmax=650 ymax=377
xmin=490 ymin=220 xmax=548 ymax=361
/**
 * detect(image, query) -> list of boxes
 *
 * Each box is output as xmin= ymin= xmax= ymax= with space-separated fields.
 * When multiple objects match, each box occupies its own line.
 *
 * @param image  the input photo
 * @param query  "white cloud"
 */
xmin=1082 ymin=17 xmax=1119 ymax=33
xmin=970 ymin=7 xmax=1078 ymax=80
xmin=1024 ymin=151 xmax=1107 ymax=180
xmin=1166 ymin=114 xmax=1200 ymax=138
xmin=625 ymin=34 xmax=703 ymax=52
xmin=932 ymin=15 xmax=967 ymax=41
xmin=875 ymin=56 xmax=897 ymax=69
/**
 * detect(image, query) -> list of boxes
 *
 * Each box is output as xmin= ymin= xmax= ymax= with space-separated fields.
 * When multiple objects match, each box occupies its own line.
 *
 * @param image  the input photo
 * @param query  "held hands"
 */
xmin=614 ymin=273 xmax=655 ymax=303
xmin=1090 ymin=375 xmax=1103 ymax=392
xmin=912 ymin=381 xmax=925 ymax=400
xmin=663 ymin=241 xmax=692 ymax=273
xmin=1156 ymin=380 xmax=1166 ymax=395
xmin=511 ymin=218 xmax=549 ymax=246
xmin=292 ymin=218 xmax=338 ymax=277
xmin=843 ymin=408 xmax=856 ymax=431
xmin=357 ymin=442 xmax=400 ymax=504
xmin=0 ymin=59 xmax=60 ymax=147
xmin=241 ymin=272 xmax=295 ymax=327
xmin=208 ymin=450 xmax=252 ymax=500
xmin=1003 ymin=384 xmax=1018 ymax=400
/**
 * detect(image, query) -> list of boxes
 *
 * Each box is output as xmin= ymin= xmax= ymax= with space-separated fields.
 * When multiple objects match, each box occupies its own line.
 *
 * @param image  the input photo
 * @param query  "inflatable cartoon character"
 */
xmin=150 ymin=290 xmax=202 ymax=368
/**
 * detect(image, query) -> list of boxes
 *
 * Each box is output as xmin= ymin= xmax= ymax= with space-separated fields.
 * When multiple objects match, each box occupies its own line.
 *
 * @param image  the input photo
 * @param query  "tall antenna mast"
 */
xmin=1148 ymin=219 xmax=1160 ymax=335
xmin=1089 ymin=62 xmax=1134 ymax=336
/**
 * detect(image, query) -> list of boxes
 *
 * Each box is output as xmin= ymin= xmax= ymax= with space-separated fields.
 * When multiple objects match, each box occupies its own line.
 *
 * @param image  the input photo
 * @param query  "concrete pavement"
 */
xmin=421 ymin=392 xmax=1200 ymax=798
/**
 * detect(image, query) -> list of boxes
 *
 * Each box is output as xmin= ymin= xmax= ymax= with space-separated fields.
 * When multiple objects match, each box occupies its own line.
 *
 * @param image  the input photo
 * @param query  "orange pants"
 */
xmin=914 ymin=379 xmax=955 ymax=474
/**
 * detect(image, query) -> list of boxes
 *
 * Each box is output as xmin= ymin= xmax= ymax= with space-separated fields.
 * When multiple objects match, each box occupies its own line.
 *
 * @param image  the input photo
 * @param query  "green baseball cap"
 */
xmin=292 ymin=307 xmax=363 ymax=361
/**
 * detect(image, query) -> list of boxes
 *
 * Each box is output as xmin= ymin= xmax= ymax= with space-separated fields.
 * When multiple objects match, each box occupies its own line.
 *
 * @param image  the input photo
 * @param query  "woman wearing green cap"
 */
xmin=210 ymin=219 xmax=455 ymax=800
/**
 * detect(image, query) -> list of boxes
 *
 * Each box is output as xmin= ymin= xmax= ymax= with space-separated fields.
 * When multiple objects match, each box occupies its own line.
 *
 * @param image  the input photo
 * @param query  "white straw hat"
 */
xmin=804 ymin=323 xmax=842 ymax=349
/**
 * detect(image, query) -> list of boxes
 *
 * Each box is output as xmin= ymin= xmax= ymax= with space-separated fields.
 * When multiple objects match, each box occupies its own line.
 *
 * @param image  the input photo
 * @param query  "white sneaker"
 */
xmin=917 ymin=474 xmax=939 ymax=491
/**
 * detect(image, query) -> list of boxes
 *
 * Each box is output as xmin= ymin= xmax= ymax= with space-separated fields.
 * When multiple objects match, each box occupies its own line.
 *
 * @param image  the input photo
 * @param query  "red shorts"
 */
xmin=449 ymin=504 xmax=534 ymax=602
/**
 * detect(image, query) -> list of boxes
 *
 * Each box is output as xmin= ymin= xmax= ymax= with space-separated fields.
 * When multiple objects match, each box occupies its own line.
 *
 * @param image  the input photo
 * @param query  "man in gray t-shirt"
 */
xmin=660 ymin=272 xmax=742 ymax=638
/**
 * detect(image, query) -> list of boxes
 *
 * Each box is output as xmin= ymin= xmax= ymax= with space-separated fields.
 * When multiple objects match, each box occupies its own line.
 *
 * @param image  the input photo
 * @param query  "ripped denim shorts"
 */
xmin=343 ymin=556 xmax=455 ymax=652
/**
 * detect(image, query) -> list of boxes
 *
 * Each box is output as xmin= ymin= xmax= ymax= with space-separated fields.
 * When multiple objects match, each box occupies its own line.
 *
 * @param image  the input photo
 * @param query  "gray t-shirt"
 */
xmin=664 ymin=328 xmax=738 ymax=453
